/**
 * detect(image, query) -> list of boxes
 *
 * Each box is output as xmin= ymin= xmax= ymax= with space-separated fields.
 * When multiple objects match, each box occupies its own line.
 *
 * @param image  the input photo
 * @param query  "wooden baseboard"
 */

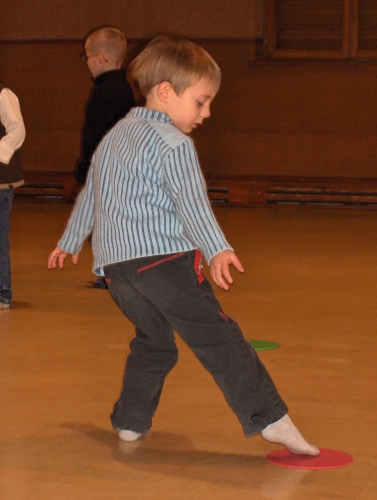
xmin=15 ymin=171 xmax=377 ymax=207
xmin=206 ymin=174 xmax=377 ymax=207
xmin=15 ymin=171 xmax=75 ymax=202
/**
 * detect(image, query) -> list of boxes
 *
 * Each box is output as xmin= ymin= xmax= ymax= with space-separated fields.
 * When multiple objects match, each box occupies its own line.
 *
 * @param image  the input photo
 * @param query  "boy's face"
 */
xmin=83 ymin=40 xmax=105 ymax=79
xmin=165 ymin=79 xmax=217 ymax=134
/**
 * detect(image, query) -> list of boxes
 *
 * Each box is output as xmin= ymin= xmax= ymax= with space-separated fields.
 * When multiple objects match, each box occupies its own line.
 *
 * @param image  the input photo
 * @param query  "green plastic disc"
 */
xmin=249 ymin=340 xmax=280 ymax=351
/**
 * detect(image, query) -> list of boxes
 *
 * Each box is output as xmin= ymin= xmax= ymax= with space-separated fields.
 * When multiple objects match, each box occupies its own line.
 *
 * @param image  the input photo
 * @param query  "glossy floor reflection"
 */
xmin=1 ymin=201 xmax=377 ymax=499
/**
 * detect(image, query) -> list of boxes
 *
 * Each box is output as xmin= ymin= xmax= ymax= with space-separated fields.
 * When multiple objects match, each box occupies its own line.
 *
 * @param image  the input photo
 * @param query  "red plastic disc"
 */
xmin=267 ymin=448 xmax=353 ymax=469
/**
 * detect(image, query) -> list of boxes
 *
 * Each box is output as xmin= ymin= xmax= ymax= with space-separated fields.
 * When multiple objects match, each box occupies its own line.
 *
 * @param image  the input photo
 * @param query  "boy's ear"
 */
xmin=98 ymin=54 xmax=108 ymax=65
xmin=157 ymin=81 xmax=172 ymax=103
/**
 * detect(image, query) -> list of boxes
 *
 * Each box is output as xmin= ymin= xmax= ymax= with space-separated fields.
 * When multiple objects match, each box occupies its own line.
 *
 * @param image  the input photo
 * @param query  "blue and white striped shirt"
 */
xmin=58 ymin=107 xmax=232 ymax=273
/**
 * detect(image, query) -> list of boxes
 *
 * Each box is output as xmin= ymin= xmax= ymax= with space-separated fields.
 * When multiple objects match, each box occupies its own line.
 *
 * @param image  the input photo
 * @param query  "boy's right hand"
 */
xmin=48 ymin=246 xmax=79 ymax=269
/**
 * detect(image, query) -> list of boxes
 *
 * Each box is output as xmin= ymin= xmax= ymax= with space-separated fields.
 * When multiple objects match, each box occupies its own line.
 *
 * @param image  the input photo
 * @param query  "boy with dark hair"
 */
xmin=48 ymin=36 xmax=319 ymax=456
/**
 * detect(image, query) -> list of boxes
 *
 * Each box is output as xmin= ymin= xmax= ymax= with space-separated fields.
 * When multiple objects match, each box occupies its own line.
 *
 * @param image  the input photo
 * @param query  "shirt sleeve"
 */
xmin=0 ymin=88 xmax=26 ymax=165
xmin=58 ymin=165 xmax=95 ymax=254
xmin=74 ymin=87 xmax=105 ymax=185
xmin=163 ymin=138 xmax=233 ymax=264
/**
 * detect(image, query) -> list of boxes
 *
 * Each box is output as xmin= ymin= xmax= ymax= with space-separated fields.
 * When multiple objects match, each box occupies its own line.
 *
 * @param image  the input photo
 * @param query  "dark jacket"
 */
xmin=74 ymin=69 xmax=136 ymax=185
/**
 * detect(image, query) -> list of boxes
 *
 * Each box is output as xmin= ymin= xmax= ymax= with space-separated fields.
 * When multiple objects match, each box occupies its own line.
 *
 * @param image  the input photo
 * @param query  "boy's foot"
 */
xmin=93 ymin=277 xmax=108 ymax=289
xmin=0 ymin=302 xmax=10 ymax=309
xmin=118 ymin=430 xmax=143 ymax=442
xmin=261 ymin=414 xmax=320 ymax=456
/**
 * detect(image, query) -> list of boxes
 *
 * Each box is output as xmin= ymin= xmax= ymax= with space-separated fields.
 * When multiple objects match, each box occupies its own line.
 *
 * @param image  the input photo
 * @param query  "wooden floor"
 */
xmin=1 ymin=201 xmax=377 ymax=500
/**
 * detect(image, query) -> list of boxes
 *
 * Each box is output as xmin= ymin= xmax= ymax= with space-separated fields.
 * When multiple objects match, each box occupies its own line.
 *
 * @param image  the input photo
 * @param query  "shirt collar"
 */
xmin=128 ymin=107 xmax=173 ymax=125
xmin=93 ymin=69 xmax=126 ymax=85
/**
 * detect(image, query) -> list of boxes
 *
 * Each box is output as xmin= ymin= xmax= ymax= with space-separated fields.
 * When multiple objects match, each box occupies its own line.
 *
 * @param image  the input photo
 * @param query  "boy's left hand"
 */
xmin=210 ymin=249 xmax=244 ymax=290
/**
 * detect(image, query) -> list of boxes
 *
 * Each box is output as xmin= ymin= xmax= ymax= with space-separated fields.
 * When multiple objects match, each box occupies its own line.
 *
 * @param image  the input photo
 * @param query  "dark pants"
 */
xmin=104 ymin=250 xmax=287 ymax=437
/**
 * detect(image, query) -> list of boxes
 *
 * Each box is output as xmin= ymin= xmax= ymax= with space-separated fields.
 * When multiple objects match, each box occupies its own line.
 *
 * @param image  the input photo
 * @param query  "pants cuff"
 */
xmin=243 ymin=404 xmax=288 ymax=437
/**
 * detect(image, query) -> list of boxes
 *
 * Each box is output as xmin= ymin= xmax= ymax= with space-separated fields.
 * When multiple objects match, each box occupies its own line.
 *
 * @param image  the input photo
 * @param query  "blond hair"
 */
xmin=128 ymin=35 xmax=221 ymax=97
xmin=85 ymin=26 xmax=127 ymax=65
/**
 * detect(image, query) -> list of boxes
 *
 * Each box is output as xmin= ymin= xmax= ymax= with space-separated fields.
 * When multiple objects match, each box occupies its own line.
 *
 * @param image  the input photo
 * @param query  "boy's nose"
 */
xmin=201 ymin=106 xmax=211 ymax=118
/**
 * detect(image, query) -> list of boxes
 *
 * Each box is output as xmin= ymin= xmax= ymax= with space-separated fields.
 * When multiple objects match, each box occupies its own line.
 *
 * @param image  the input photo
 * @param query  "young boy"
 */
xmin=74 ymin=26 xmax=136 ymax=288
xmin=48 ymin=36 xmax=319 ymax=456
xmin=74 ymin=25 xmax=135 ymax=186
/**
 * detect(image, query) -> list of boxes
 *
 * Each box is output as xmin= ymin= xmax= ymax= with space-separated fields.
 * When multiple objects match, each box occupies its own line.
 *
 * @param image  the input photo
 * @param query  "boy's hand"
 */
xmin=48 ymin=246 xmax=79 ymax=269
xmin=210 ymin=249 xmax=244 ymax=290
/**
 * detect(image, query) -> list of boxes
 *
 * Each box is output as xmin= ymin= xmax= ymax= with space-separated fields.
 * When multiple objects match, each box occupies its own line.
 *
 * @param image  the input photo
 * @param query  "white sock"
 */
xmin=261 ymin=414 xmax=320 ymax=456
xmin=118 ymin=430 xmax=143 ymax=442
